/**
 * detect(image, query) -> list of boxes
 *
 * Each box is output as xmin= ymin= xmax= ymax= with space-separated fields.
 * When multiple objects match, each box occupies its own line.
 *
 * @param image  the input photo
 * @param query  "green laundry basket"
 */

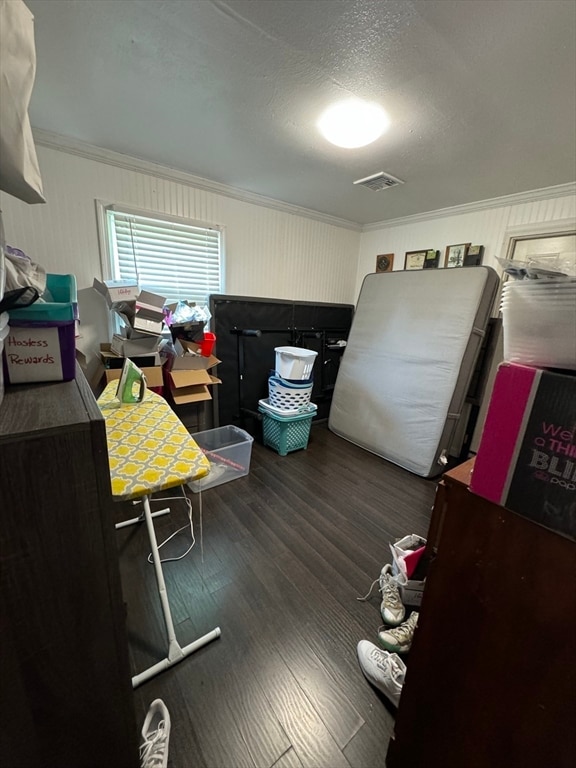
xmin=258 ymin=406 xmax=314 ymax=456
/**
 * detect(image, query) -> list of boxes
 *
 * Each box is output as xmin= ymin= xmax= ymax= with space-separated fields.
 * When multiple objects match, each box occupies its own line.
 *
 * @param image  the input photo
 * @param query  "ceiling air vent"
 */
xmin=353 ymin=171 xmax=405 ymax=191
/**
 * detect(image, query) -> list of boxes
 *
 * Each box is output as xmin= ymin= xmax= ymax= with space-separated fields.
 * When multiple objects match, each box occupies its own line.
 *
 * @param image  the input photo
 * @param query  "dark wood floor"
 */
xmin=115 ymin=422 xmax=437 ymax=768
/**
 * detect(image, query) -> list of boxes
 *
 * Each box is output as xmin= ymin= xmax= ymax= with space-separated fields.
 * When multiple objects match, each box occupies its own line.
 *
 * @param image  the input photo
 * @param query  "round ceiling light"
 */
xmin=317 ymin=99 xmax=389 ymax=148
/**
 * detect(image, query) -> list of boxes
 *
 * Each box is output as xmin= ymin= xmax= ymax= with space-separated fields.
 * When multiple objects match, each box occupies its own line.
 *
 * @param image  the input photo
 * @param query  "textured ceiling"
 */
xmin=26 ymin=0 xmax=576 ymax=225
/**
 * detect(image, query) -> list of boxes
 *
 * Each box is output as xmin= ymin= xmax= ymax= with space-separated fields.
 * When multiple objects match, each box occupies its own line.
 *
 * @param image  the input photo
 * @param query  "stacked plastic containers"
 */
xmin=4 ymin=273 xmax=78 ymax=384
xmin=258 ymin=346 xmax=318 ymax=456
xmin=500 ymin=277 xmax=576 ymax=370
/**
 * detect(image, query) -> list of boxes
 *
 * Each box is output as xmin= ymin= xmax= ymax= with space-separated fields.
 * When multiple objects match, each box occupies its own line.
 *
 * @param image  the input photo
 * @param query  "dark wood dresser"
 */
xmin=386 ymin=459 xmax=576 ymax=768
xmin=0 ymin=367 xmax=138 ymax=767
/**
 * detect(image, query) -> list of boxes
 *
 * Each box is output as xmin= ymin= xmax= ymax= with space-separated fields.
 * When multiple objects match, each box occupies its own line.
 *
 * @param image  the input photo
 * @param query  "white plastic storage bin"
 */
xmin=501 ymin=278 xmax=576 ymax=370
xmin=274 ymin=346 xmax=317 ymax=380
xmin=188 ymin=425 xmax=254 ymax=493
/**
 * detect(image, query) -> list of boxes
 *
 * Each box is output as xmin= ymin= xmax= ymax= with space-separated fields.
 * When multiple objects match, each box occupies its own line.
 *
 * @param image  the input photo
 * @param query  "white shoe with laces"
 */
xmin=357 ymin=563 xmax=406 ymax=627
xmin=357 ymin=640 xmax=406 ymax=707
xmin=378 ymin=564 xmax=405 ymax=626
xmin=140 ymin=699 xmax=171 ymax=768
xmin=378 ymin=611 xmax=419 ymax=654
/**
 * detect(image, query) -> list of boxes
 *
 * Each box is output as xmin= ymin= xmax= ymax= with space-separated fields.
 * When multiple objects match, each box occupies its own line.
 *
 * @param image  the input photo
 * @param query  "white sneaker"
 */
xmin=379 ymin=564 xmax=405 ymax=626
xmin=140 ymin=699 xmax=171 ymax=768
xmin=357 ymin=640 xmax=406 ymax=707
xmin=378 ymin=611 xmax=419 ymax=654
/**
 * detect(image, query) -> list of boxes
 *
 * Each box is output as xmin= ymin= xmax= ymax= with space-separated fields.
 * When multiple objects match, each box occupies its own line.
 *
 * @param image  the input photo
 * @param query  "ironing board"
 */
xmin=98 ymin=383 xmax=221 ymax=687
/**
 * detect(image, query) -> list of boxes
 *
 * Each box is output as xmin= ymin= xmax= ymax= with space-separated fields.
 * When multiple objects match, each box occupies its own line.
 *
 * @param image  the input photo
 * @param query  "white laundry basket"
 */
xmin=274 ymin=346 xmax=318 ymax=380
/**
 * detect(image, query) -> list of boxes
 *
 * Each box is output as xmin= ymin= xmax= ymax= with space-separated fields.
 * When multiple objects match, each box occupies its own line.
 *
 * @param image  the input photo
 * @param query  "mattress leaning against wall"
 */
xmin=328 ymin=267 xmax=500 ymax=478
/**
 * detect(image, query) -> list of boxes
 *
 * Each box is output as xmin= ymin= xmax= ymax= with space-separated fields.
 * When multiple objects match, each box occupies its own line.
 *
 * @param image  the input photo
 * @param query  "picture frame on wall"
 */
xmin=444 ymin=243 xmax=471 ymax=268
xmin=464 ymin=245 xmax=485 ymax=267
xmin=376 ymin=253 xmax=394 ymax=273
xmin=423 ymin=249 xmax=440 ymax=269
xmin=404 ymin=250 xmax=428 ymax=270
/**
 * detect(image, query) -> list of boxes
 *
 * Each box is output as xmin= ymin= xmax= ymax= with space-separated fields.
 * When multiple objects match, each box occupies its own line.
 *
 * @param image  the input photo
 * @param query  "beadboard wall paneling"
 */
xmin=0 ymin=145 xmax=360 ymax=306
xmin=356 ymin=192 xmax=576 ymax=296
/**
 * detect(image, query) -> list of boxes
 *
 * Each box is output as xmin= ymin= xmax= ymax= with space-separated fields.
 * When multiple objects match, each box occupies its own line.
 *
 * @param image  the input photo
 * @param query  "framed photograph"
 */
xmin=423 ymin=249 xmax=440 ymax=269
xmin=376 ymin=253 xmax=394 ymax=273
xmin=404 ymin=250 xmax=428 ymax=270
xmin=464 ymin=245 xmax=484 ymax=267
xmin=444 ymin=243 xmax=471 ymax=268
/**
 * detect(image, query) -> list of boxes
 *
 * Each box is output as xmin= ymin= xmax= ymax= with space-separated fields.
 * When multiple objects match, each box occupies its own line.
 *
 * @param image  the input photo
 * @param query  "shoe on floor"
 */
xmin=379 ymin=564 xmax=405 ymax=626
xmin=378 ymin=611 xmax=419 ymax=654
xmin=357 ymin=640 xmax=406 ymax=708
xmin=140 ymin=698 xmax=171 ymax=768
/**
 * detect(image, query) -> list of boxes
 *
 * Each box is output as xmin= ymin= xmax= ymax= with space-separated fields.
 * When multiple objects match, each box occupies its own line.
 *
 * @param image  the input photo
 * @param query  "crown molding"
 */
xmin=362 ymin=182 xmax=576 ymax=232
xmin=31 ymin=129 xmax=575 ymax=234
xmin=32 ymin=128 xmax=362 ymax=232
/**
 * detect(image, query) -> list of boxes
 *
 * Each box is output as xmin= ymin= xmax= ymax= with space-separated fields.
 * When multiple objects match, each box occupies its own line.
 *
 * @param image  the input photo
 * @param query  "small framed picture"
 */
xmin=444 ymin=243 xmax=471 ymax=268
xmin=404 ymin=250 xmax=428 ymax=270
xmin=464 ymin=245 xmax=484 ymax=267
xmin=376 ymin=253 xmax=394 ymax=273
xmin=423 ymin=249 xmax=440 ymax=269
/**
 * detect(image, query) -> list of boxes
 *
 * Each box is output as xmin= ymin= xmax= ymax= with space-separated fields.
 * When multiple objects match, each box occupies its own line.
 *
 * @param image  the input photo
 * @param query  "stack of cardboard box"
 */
xmin=165 ymin=338 xmax=221 ymax=405
xmin=93 ymin=279 xmax=166 ymax=389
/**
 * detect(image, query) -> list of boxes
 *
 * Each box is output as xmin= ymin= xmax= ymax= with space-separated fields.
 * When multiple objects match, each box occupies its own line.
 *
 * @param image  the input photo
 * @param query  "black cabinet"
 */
xmin=0 ymin=368 xmax=138 ymax=767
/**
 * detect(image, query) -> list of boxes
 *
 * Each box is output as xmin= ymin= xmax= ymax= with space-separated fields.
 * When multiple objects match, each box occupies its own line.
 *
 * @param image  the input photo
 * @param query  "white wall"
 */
xmin=356 ymin=191 xmax=576 ymax=297
xmin=0 ymin=143 xmax=361 ymax=303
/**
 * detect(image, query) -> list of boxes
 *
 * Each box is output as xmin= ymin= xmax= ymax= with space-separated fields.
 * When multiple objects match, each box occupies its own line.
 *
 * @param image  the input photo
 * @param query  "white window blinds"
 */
xmin=106 ymin=208 xmax=222 ymax=304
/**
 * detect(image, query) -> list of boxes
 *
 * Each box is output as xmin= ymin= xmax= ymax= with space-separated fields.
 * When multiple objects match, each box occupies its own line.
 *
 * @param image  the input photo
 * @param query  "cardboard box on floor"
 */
xmin=166 ymin=339 xmax=221 ymax=404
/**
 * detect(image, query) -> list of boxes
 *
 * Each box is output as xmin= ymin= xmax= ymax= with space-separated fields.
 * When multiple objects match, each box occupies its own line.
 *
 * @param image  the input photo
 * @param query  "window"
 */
xmin=104 ymin=206 xmax=223 ymax=305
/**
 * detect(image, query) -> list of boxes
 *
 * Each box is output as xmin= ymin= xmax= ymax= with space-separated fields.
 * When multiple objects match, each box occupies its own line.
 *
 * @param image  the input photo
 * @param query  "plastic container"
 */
xmin=258 ymin=397 xmax=317 ymax=418
xmin=274 ymin=346 xmax=317 ymax=380
xmin=258 ymin=406 xmax=314 ymax=456
xmin=268 ymin=375 xmax=313 ymax=411
xmin=9 ymin=273 xmax=78 ymax=322
xmin=3 ymin=273 xmax=77 ymax=384
xmin=501 ymin=278 xmax=576 ymax=370
xmin=188 ymin=425 xmax=254 ymax=492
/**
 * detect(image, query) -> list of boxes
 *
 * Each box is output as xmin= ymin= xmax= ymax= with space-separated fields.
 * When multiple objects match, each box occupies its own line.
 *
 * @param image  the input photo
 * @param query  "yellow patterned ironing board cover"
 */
xmin=97 ymin=383 xmax=210 ymax=501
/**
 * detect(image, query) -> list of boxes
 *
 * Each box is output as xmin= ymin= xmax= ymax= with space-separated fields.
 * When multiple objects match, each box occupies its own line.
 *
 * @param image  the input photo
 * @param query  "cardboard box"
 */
xmin=166 ymin=342 xmax=221 ymax=404
xmin=99 ymin=343 xmax=161 ymax=370
xmin=168 ymin=369 xmax=221 ymax=404
xmin=471 ymin=363 xmax=576 ymax=541
xmin=133 ymin=290 xmax=166 ymax=335
xmin=110 ymin=333 xmax=160 ymax=357
xmin=390 ymin=534 xmax=427 ymax=607
xmin=93 ymin=278 xmax=139 ymax=306
xmin=104 ymin=365 xmax=164 ymax=389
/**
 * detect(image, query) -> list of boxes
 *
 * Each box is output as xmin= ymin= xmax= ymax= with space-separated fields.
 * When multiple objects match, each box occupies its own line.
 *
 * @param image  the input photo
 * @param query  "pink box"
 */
xmin=470 ymin=362 xmax=576 ymax=541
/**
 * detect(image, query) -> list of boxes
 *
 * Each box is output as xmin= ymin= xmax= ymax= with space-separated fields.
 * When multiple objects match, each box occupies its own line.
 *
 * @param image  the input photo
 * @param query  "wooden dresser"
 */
xmin=0 ymin=368 xmax=138 ymax=767
xmin=386 ymin=459 xmax=576 ymax=768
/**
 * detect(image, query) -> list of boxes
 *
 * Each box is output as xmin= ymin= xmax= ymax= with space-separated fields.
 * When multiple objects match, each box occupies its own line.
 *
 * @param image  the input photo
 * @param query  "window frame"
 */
xmin=95 ymin=200 xmax=225 ymax=305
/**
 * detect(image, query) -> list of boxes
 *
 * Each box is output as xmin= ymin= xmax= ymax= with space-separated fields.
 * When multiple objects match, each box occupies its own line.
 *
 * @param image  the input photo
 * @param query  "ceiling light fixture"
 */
xmin=317 ymin=98 xmax=389 ymax=149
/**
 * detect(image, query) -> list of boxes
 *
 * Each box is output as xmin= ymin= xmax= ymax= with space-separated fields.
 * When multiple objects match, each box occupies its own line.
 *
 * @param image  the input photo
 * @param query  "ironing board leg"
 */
xmin=131 ymin=494 xmax=221 ymax=689
xmin=115 ymin=507 xmax=170 ymax=530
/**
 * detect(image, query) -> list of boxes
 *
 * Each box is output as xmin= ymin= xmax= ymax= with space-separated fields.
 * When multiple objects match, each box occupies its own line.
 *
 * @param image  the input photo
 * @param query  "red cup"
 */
xmin=199 ymin=331 xmax=216 ymax=357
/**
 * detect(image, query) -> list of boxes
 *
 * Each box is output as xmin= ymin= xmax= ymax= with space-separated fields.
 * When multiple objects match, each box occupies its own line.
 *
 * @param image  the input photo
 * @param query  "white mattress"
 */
xmin=328 ymin=267 xmax=499 ymax=477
